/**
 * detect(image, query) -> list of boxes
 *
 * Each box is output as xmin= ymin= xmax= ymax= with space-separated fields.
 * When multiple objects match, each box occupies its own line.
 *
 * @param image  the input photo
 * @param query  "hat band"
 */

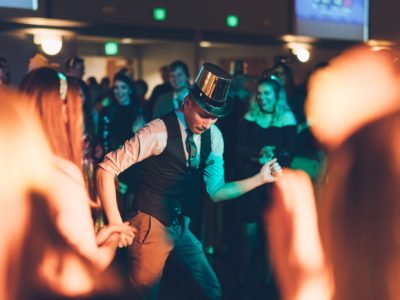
xmin=190 ymin=84 xmax=226 ymax=108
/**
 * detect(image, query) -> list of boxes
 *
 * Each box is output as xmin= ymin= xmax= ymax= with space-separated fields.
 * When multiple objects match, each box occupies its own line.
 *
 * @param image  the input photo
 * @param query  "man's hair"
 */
xmin=169 ymin=60 xmax=190 ymax=77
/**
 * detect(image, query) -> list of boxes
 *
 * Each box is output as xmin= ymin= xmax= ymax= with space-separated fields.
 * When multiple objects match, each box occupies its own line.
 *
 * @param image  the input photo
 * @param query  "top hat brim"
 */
xmin=189 ymin=84 xmax=233 ymax=118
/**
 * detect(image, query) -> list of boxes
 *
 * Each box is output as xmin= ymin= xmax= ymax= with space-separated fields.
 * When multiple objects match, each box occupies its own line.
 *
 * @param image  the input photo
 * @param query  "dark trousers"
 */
xmin=129 ymin=211 xmax=221 ymax=300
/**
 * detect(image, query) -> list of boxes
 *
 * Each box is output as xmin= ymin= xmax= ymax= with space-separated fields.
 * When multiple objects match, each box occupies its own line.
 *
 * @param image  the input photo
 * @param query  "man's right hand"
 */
xmin=259 ymin=158 xmax=283 ymax=183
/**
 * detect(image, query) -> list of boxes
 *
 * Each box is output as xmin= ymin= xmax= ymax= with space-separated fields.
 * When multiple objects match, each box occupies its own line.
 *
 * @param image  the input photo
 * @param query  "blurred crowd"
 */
xmin=1 ymin=44 xmax=400 ymax=300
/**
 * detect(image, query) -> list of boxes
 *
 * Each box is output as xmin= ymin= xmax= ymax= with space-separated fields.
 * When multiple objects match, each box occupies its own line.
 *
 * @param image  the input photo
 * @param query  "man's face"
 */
xmin=169 ymin=67 xmax=188 ymax=91
xmin=184 ymin=97 xmax=218 ymax=134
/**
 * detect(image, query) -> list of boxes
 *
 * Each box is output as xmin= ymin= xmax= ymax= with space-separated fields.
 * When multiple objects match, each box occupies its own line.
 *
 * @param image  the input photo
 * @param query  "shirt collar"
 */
xmin=175 ymin=110 xmax=188 ymax=131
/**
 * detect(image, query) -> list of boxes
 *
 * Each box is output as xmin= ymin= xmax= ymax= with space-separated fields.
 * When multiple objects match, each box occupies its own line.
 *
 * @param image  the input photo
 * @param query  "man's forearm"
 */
xmin=210 ymin=173 xmax=263 ymax=202
xmin=96 ymin=168 xmax=123 ymax=225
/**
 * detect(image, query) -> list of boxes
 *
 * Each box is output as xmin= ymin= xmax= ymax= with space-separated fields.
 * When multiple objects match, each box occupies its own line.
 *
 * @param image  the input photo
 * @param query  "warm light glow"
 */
xmin=281 ymin=34 xmax=315 ymax=43
xmin=367 ymin=39 xmax=394 ymax=47
xmin=296 ymin=48 xmax=310 ymax=62
xmin=121 ymin=38 xmax=134 ymax=44
xmin=41 ymin=37 xmax=63 ymax=56
xmin=200 ymin=41 xmax=211 ymax=48
xmin=288 ymin=43 xmax=311 ymax=63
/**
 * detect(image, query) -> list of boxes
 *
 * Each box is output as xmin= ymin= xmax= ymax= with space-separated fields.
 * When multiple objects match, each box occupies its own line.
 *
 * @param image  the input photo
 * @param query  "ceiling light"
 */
xmin=200 ymin=41 xmax=211 ymax=48
xmin=41 ymin=36 xmax=63 ymax=56
xmin=287 ymin=42 xmax=311 ymax=63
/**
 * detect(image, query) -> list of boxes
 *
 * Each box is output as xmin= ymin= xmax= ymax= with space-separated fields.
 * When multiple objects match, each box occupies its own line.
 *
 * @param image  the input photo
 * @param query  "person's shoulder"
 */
xmin=53 ymin=156 xmax=84 ymax=183
xmin=279 ymin=110 xmax=297 ymax=127
xmin=210 ymin=124 xmax=224 ymax=142
xmin=157 ymin=91 xmax=174 ymax=101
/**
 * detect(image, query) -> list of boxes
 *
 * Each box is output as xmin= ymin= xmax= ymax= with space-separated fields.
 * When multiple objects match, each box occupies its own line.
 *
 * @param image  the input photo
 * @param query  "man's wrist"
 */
xmin=255 ymin=172 xmax=265 ymax=186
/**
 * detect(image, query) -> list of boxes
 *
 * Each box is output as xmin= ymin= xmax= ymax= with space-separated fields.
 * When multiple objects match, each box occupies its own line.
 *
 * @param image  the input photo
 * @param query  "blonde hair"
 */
xmin=245 ymin=77 xmax=291 ymax=127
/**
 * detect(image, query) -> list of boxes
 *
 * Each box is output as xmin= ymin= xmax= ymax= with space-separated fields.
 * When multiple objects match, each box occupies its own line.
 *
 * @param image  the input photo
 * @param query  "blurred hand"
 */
xmin=118 ymin=231 xmax=135 ymax=248
xmin=264 ymin=169 xmax=331 ymax=300
xmin=259 ymin=158 xmax=282 ymax=183
xmin=96 ymin=222 xmax=136 ymax=247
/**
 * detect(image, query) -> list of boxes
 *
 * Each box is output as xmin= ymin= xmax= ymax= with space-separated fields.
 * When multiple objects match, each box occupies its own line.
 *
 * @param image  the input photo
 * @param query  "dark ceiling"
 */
xmin=0 ymin=0 xmax=399 ymax=45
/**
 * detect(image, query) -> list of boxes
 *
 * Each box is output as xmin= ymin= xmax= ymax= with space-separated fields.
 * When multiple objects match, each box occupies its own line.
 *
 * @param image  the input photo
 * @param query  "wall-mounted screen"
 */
xmin=0 ymin=0 xmax=38 ymax=10
xmin=294 ymin=0 xmax=369 ymax=41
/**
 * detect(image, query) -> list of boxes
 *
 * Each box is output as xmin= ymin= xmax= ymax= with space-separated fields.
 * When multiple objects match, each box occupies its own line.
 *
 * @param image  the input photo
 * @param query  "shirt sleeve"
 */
xmin=98 ymin=119 xmax=167 ymax=176
xmin=203 ymin=125 xmax=226 ymax=196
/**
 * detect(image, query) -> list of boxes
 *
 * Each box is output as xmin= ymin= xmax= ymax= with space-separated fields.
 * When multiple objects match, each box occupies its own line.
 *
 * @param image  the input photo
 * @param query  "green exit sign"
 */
xmin=105 ymin=42 xmax=119 ymax=56
xmin=226 ymin=15 xmax=239 ymax=27
xmin=153 ymin=8 xmax=167 ymax=21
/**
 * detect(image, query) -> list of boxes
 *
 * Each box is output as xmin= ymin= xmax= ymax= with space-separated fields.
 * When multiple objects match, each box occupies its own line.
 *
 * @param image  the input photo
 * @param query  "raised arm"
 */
xmin=97 ymin=119 xmax=167 ymax=245
xmin=210 ymin=158 xmax=282 ymax=202
xmin=204 ymin=125 xmax=282 ymax=202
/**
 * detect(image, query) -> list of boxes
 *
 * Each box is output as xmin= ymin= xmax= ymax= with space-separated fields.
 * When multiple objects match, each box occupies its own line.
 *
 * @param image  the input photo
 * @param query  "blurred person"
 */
xmin=264 ymin=46 xmax=400 ymax=300
xmin=99 ymin=72 xmax=146 ymax=153
xmin=19 ymin=67 xmax=136 ymax=272
xmin=232 ymin=76 xmax=296 ymax=298
xmin=134 ymin=78 xmax=150 ymax=118
xmin=151 ymin=60 xmax=190 ymax=120
xmin=116 ymin=67 xmax=134 ymax=80
xmin=86 ymin=77 xmax=102 ymax=135
xmin=100 ymin=76 xmax=111 ymax=99
xmin=87 ymin=76 xmax=98 ymax=86
xmin=219 ymin=60 xmax=254 ymax=179
xmin=215 ymin=60 xmax=254 ymax=256
xmin=289 ymin=62 xmax=329 ymax=181
xmin=86 ymin=76 xmax=102 ymax=107
xmin=65 ymin=55 xmax=85 ymax=80
xmin=97 ymin=63 xmax=283 ymax=300
xmin=95 ymin=77 xmax=113 ymax=119
xmin=271 ymin=56 xmax=295 ymax=99
xmin=75 ymin=79 xmax=100 ymax=208
xmin=238 ymin=76 xmax=297 ymax=167
xmin=147 ymin=65 xmax=173 ymax=116
xmin=0 ymin=87 xmax=125 ymax=300
xmin=0 ymin=57 xmax=11 ymax=85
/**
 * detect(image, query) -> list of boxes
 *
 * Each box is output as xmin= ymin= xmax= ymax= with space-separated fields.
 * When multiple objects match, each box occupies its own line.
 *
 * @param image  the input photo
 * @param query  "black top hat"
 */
xmin=189 ymin=63 xmax=233 ymax=117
